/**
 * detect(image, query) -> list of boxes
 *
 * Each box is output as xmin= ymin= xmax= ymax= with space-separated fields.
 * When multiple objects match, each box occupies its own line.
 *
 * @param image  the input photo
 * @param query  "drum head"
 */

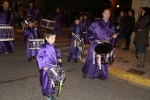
xmin=48 ymin=66 xmax=65 ymax=82
xmin=95 ymin=43 xmax=113 ymax=54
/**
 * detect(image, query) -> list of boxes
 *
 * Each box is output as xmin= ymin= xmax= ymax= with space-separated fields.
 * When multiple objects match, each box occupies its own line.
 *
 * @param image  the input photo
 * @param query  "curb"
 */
xmin=109 ymin=67 xmax=150 ymax=87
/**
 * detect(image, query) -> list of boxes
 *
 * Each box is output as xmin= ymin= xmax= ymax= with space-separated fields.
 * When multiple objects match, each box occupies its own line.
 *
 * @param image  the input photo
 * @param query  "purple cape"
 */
xmin=53 ymin=12 xmax=62 ymax=36
xmin=26 ymin=8 xmax=37 ymax=21
xmin=68 ymin=24 xmax=83 ymax=59
xmin=0 ymin=9 xmax=15 ymax=53
xmin=24 ymin=27 xmax=38 ymax=57
xmin=82 ymin=18 xmax=115 ymax=79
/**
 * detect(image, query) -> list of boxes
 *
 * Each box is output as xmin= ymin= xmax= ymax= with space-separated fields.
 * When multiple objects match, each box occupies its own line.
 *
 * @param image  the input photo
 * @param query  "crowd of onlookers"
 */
xmin=114 ymin=7 xmax=150 ymax=68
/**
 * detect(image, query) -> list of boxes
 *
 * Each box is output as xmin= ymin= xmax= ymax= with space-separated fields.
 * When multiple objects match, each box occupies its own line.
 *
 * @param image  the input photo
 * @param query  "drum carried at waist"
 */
xmin=0 ymin=26 xmax=14 ymax=41
xmin=48 ymin=66 xmax=65 ymax=83
xmin=41 ymin=19 xmax=56 ymax=29
xmin=94 ymin=42 xmax=115 ymax=64
xmin=28 ymin=39 xmax=45 ymax=50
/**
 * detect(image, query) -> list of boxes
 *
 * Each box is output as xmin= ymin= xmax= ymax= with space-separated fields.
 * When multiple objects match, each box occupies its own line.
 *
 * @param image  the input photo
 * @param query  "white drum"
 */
xmin=41 ymin=19 xmax=56 ymax=29
xmin=0 ymin=26 xmax=14 ymax=41
xmin=28 ymin=39 xmax=45 ymax=50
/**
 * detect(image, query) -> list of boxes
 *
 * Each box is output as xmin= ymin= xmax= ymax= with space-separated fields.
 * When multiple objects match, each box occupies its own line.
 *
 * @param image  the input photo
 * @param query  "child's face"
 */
xmin=46 ymin=35 xmax=56 ymax=45
xmin=28 ymin=22 xmax=34 ymax=27
xmin=75 ymin=19 xmax=80 ymax=24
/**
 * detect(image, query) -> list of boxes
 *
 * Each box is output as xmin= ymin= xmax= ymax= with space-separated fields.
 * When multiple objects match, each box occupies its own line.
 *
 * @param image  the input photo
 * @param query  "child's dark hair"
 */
xmin=28 ymin=19 xmax=34 ymax=23
xmin=44 ymin=29 xmax=56 ymax=38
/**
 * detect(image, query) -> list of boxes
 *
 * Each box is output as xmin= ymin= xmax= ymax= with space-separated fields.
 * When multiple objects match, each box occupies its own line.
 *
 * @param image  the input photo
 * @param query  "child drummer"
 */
xmin=68 ymin=16 xmax=84 ymax=62
xmin=36 ymin=29 xmax=62 ymax=100
xmin=24 ymin=19 xmax=38 ymax=62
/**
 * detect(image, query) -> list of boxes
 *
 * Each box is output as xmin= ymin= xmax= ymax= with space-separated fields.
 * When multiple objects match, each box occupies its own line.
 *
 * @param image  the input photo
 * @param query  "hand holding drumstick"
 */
xmin=95 ymin=33 xmax=118 ymax=43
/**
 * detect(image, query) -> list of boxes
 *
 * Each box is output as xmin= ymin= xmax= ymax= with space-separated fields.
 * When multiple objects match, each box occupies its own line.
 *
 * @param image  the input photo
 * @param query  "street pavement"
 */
xmin=0 ymin=27 xmax=150 ymax=100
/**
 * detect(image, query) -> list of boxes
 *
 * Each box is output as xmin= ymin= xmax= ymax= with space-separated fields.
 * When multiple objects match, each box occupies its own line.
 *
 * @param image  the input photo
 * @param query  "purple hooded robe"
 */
xmin=68 ymin=24 xmax=83 ymax=59
xmin=82 ymin=18 xmax=115 ymax=79
xmin=53 ymin=12 xmax=62 ymax=36
xmin=36 ymin=12 xmax=42 ymax=35
xmin=36 ymin=43 xmax=61 ymax=96
xmin=0 ymin=8 xmax=15 ymax=53
xmin=24 ymin=27 xmax=38 ymax=58
xmin=82 ymin=19 xmax=91 ymax=44
xmin=26 ymin=8 xmax=37 ymax=21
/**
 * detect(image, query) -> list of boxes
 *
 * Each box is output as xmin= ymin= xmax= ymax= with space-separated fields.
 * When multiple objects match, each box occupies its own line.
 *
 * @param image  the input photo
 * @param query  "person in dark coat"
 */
xmin=133 ymin=7 xmax=150 ymax=68
xmin=115 ymin=10 xmax=126 ymax=47
xmin=123 ymin=9 xmax=135 ymax=50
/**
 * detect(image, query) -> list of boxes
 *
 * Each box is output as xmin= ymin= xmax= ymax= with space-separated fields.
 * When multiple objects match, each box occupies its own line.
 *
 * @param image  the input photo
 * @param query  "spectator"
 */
xmin=133 ymin=7 xmax=150 ymax=68
xmin=123 ymin=9 xmax=135 ymax=50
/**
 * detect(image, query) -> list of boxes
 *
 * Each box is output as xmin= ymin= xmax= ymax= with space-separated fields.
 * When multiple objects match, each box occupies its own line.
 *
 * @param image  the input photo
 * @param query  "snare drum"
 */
xmin=28 ymin=39 xmax=44 ymax=50
xmin=0 ymin=26 xmax=14 ymax=41
xmin=94 ymin=42 xmax=115 ymax=64
xmin=48 ymin=66 xmax=65 ymax=83
xmin=41 ymin=19 xmax=56 ymax=29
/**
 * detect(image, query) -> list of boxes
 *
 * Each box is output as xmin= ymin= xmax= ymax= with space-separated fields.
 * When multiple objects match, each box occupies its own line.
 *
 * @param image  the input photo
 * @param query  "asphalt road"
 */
xmin=0 ymin=29 xmax=150 ymax=100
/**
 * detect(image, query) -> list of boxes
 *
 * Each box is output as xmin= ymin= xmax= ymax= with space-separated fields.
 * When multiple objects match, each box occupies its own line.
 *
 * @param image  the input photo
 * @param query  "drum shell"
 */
xmin=94 ymin=42 xmax=115 ymax=64
xmin=40 ymin=19 xmax=56 ymax=29
xmin=48 ymin=66 xmax=65 ymax=82
xmin=94 ymin=42 xmax=113 ymax=54
xmin=28 ymin=39 xmax=45 ymax=50
xmin=0 ymin=26 xmax=14 ymax=41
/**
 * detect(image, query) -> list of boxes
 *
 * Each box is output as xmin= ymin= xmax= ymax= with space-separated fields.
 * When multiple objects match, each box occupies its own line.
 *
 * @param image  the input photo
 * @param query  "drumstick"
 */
xmin=96 ymin=33 xmax=119 ymax=43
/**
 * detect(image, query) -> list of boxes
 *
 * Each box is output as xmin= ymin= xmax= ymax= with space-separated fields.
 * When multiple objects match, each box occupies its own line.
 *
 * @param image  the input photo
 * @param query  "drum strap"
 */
xmin=27 ymin=28 xmax=36 ymax=39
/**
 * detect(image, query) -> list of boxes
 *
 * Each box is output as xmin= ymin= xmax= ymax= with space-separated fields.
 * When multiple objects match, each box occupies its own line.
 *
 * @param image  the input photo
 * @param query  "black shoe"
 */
xmin=28 ymin=58 xmax=32 ymax=63
xmin=33 ymin=56 xmax=36 ymax=59
xmin=99 ymin=77 xmax=106 ymax=81
xmin=74 ymin=59 xmax=78 ymax=62
xmin=67 ymin=58 xmax=71 ymax=62
xmin=82 ymin=73 xmax=87 ymax=79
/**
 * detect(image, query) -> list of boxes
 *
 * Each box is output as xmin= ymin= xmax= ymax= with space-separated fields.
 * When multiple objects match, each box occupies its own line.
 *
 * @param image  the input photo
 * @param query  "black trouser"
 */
xmin=124 ymin=29 xmax=133 ymax=49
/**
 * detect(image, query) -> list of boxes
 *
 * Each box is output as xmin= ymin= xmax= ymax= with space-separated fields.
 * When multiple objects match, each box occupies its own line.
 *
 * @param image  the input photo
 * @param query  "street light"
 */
xmin=117 ymin=5 xmax=119 ymax=8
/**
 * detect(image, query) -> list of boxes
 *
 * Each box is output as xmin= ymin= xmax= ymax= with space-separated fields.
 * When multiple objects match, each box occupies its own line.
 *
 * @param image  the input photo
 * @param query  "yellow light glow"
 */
xmin=117 ymin=5 xmax=119 ymax=8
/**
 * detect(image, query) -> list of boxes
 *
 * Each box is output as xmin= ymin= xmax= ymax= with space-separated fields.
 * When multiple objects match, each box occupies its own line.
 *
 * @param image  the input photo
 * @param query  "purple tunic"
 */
xmin=53 ymin=12 xmax=62 ymax=36
xmin=0 ymin=9 xmax=15 ymax=53
xmin=26 ymin=8 xmax=37 ymax=21
xmin=82 ymin=19 xmax=91 ymax=44
xmin=24 ymin=27 xmax=38 ymax=58
xmin=36 ymin=43 xmax=61 ymax=96
xmin=68 ymin=24 xmax=83 ymax=59
xmin=82 ymin=19 xmax=115 ymax=79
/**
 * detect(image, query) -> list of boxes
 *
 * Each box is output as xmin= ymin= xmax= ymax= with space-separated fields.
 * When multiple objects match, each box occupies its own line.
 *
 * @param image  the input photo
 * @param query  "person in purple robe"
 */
xmin=26 ymin=1 xmax=37 ymax=21
xmin=82 ymin=14 xmax=91 ymax=44
xmin=68 ymin=16 xmax=83 ymax=62
xmin=24 ymin=19 xmax=38 ymax=62
xmin=35 ymin=9 xmax=42 ymax=35
xmin=79 ymin=14 xmax=84 ymax=26
xmin=0 ymin=0 xmax=15 ymax=54
xmin=36 ymin=29 xmax=62 ymax=100
xmin=53 ymin=8 xmax=62 ymax=36
xmin=82 ymin=9 xmax=117 ymax=80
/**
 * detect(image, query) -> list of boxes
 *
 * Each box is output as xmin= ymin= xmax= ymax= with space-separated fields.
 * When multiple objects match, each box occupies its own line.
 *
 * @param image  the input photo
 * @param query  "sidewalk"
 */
xmin=109 ymin=37 xmax=150 ymax=87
